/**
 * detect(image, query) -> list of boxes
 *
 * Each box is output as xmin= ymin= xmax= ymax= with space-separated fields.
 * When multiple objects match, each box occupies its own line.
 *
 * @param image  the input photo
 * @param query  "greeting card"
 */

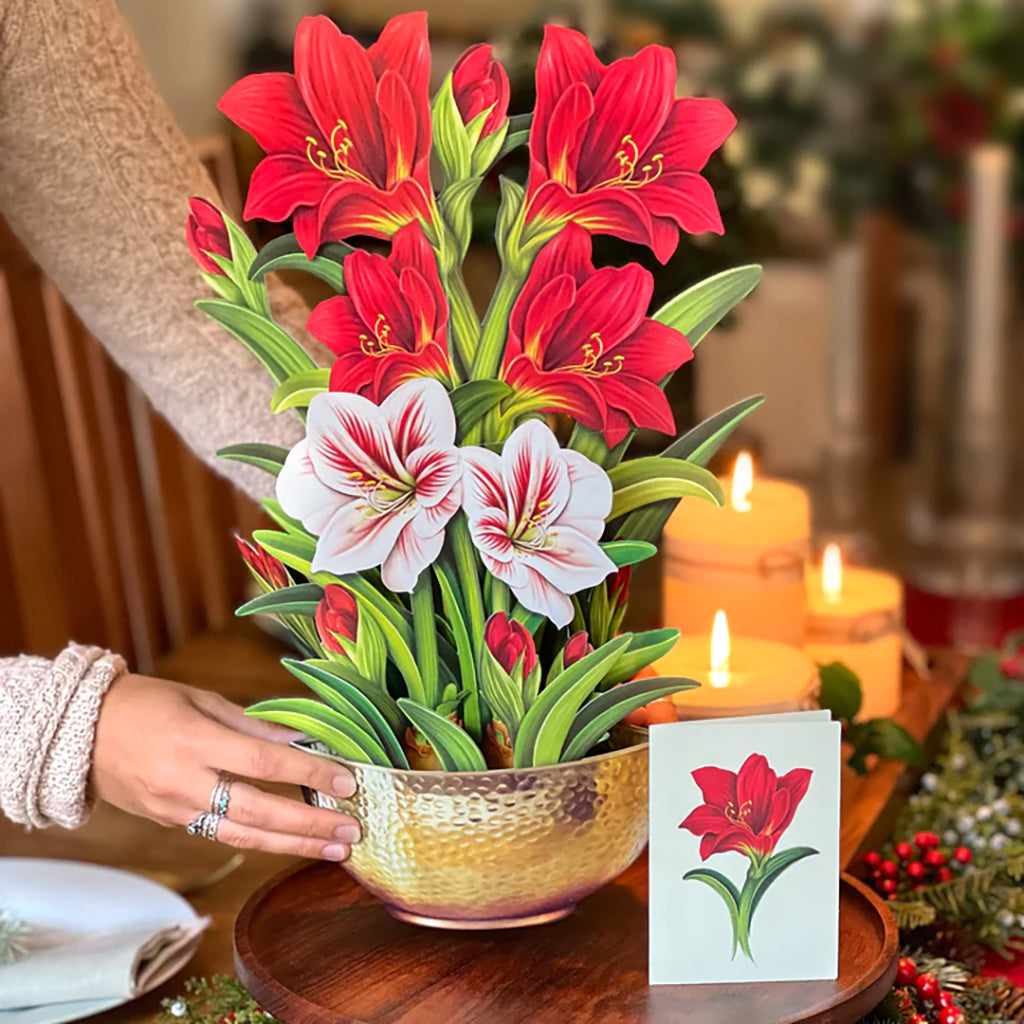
xmin=649 ymin=714 xmax=841 ymax=985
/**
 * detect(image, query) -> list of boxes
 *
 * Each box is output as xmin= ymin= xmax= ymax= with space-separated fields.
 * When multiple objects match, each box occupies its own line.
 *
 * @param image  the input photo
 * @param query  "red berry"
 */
xmin=909 ymin=1015 xmax=928 ymax=1024
xmin=895 ymin=841 xmax=915 ymax=861
xmin=864 ymin=851 xmax=882 ymax=869
xmin=906 ymin=861 xmax=926 ymax=879
xmin=879 ymin=878 xmax=898 ymax=895
xmin=953 ymin=846 xmax=972 ymax=865
xmin=880 ymin=859 xmax=898 ymax=878
xmin=915 ymin=972 xmax=941 ymax=1002
xmin=937 ymin=1007 xmax=963 ymax=1024
xmin=924 ymin=849 xmax=946 ymax=868
xmin=895 ymin=958 xmax=918 ymax=987
xmin=938 ymin=991 xmax=955 ymax=1008
xmin=871 ymin=868 xmax=883 ymax=881
xmin=937 ymin=867 xmax=954 ymax=882
xmin=915 ymin=831 xmax=939 ymax=850
xmin=999 ymin=655 xmax=1023 ymax=678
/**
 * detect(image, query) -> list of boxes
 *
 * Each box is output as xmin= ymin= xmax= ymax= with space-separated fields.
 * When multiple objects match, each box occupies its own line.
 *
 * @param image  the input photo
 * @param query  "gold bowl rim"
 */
xmin=294 ymin=734 xmax=649 ymax=783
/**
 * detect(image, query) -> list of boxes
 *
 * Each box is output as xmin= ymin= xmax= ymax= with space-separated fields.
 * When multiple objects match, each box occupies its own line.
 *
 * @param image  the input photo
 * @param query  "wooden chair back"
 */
xmin=0 ymin=138 xmax=264 ymax=672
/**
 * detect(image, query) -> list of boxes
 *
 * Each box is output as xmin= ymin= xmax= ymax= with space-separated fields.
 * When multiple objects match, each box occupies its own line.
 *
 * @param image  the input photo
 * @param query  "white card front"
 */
xmin=648 ymin=718 xmax=841 ymax=985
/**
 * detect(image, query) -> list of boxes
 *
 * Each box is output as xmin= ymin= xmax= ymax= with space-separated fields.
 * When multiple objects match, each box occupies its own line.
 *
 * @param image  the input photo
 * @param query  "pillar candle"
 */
xmin=662 ymin=453 xmax=811 ymax=646
xmin=805 ymin=544 xmax=904 ymax=719
xmin=654 ymin=610 xmax=818 ymax=719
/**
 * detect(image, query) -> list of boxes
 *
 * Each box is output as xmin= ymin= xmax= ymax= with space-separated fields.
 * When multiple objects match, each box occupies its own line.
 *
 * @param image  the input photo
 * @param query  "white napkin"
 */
xmin=0 ymin=918 xmax=209 ymax=1010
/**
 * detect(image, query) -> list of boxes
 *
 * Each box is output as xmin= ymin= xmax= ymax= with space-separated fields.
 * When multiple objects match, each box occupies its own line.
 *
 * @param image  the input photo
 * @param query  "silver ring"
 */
xmin=209 ymin=775 xmax=233 ymax=817
xmin=186 ymin=812 xmax=222 ymax=841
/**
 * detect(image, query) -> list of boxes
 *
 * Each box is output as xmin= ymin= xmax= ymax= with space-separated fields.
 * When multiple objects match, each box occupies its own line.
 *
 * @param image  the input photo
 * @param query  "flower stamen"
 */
xmin=305 ymin=120 xmax=375 ymax=186
xmin=592 ymin=134 xmax=665 ymax=191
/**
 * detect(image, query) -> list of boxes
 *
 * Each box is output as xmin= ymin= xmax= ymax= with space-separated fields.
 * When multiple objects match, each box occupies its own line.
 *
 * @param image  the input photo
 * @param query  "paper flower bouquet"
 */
xmin=189 ymin=13 xmax=763 ymax=775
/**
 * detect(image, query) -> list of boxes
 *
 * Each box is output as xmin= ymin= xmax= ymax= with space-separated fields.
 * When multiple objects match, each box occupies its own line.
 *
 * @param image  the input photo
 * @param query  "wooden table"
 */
xmin=0 ymin=654 xmax=963 ymax=1023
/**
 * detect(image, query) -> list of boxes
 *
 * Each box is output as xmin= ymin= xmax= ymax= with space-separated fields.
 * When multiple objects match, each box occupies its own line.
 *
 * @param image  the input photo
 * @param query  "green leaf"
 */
xmin=510 ymin=604 xmax=545 ymax=636
xmin=433 ymin=565 xmax=479 ymax=720
xmin=236 ymin=583 xmax=323 ymax=618
xmin=281 ymin=660 xmax=408 ymax=768
xmin=661 ymin=396 xmax=766 ymax=468
xmin=217 ymin=443 xmax=288 ymax=476
xmin=251 ymin=529 xmax=316 ymax=575
xmin=359 ymin=597 xmax=426 ymax=705
xmin=479 ymin=643 xmax=526 ymax=741
xmin=396 ymin=699 xmax=486 ymax=771
xmin=195 ymin=299 xmax=315 ymax=384
xmin=246 ymin=698 xmax=390 ymax=766
xmin=495 ymin=175 xmax=526 ymax=257
xmin=598 ymin=628 xmax=681 ymax=689
xmin=859 ymin=719 xmax=926 ymax=767
xmin=497 ymin=128 xmax=530 ymax=161
xmin=248 ymin=232 xmax=352 ymax=292
xmin=514 ymin=635 xmax=633 ymax=767
xmin=561 ymin=678 xmax=692 ymax=761
xmin=260 ymin=498 xmax=312 ymax=538
xmin=600 ymin=540 xmax=658 ymax=568
xmin=654 ymin=265 xmax=762 ymax=348
xmin=683 ymin=868 xmax=742 ymax=955
xmin=431 ymin=74 xmax=472 ymax=181
xmin=439 ymin=176 xmax=483 ymax=259
xmin=470 ymin=121 xmax=508 ymax=176
xmin=222 ymin=217 xmax=269 ymax=314
xmin=304 ymin=658 xmax=405 ymax=736
xmin=270 ymin=368 xmax=330 ymax=413
xmin=607 ymin=456 xmax=724 ymax=520
xmin=449 ymin=379 xmax=513 ymax=440
xmin=749 ymin=846 xmax=819 ymax=919
xmin=816 ymin=661 xmax=863 ymax=722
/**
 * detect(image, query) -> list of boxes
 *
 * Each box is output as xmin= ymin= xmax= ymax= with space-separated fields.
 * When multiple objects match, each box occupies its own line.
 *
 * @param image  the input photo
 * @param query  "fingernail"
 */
xmin=333 ymin=823 xmax=361 ymax=844
xmin=321 ymin=843 xmax=350 ymax=861
xmin=332 ymin=774 xmax=356 ymax=797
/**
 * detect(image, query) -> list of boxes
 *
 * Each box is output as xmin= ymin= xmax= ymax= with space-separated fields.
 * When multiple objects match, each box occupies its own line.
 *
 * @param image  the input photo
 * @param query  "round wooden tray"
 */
xmin=235 ymin=856 xmax=897 ymax=1024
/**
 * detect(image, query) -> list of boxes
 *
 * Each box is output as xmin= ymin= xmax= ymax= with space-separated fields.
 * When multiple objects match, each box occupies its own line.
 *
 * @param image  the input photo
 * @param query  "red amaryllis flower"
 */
xmin=315 ymin=584 xmax=359 ymax=654
xmin=502 ymin=224 xmax=692 ymax=446
xmin=523 ymin=26 xmax=735 ymax=263
xmin=452 ymin=44 xmax=509 ymax=136
xmin=562 ymin=631 xmax=594 ymax=669
xmin=218 ymin=13 xmax=433 ymax=258
xmin=235 ymin=535 xmax=289 ymax=589
xmin=307 ymin=223 xmax=451 ymax=401
xmin=679 ymin=753 xmax=812 ymax=861
xmin=187 ymin=198 xmax=231 ymax=275
xmin=484 ymin=612 xmax=538 ymax=677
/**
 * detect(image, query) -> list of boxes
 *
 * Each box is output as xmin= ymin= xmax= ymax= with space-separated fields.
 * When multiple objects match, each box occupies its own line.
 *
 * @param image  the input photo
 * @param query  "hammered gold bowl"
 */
xmin=302 ymin=739 xmax=649 ymax=930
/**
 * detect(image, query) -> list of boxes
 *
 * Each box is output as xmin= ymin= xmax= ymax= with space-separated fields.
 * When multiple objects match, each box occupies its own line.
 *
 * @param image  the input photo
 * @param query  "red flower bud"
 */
xmin=186 ymin=197 xmax=231 ymax=275
xmin=315 ymin=584 xmax=359 ymax=654
xmin=606 ymin=565 xmax=632 ymax=610
xmin=562 ymin=631 xmax=595 ymax=669
xmin=235 ymin=534 xmax=289 ymax=589
xmin=451 ymin=44 xmax=509 ymax=137
xmin=484 ymin=612 xmax=538 ymax=677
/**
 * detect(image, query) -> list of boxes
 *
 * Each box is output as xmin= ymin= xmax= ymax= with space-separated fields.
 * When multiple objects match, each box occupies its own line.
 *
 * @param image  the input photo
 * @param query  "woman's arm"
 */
xmin=0 ymin=0 xmax=324 ymax=503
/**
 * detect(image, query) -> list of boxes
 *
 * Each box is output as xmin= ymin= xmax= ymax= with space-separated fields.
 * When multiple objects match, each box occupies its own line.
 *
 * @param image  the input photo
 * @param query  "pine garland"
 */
xmin=158 ymin=977 xmax=276 ymax=1024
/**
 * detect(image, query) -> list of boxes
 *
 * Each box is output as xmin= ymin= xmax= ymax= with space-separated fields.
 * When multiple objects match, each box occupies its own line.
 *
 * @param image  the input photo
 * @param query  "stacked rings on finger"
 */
xmin=186 ymin=812 xmax=222 ymax=841
xmin=209 ymin=774 xmax=233 ymax=817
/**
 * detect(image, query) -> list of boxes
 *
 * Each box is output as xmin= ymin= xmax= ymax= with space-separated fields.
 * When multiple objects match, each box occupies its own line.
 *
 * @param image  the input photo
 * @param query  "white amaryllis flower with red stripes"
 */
xmin=461 ymin=419 xmax=616 ymax=626
xmin=276 ymin=378 xmax=461 ymax=592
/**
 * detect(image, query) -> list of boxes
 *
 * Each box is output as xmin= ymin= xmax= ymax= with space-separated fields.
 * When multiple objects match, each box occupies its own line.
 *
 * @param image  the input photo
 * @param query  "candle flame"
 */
xmin=731 ymin=452 xmax=753 ymax=512
xmin=710 ymin=610 xmax=731 ymax=687
xmin=822 ymin=543 xmax=843 ymax=603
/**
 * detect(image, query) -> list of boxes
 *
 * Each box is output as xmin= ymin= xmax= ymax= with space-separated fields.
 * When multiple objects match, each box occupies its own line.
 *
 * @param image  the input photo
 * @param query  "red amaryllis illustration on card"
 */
xmin=680 ymin=753 xmax=817 ymax=962
xmin=187 ymin=6 xmax=779 ymax=932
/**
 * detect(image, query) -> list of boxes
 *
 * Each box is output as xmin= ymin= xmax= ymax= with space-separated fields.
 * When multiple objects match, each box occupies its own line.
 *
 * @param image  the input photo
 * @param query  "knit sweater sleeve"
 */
xmin=0 ymin=0 xmax=327 ymax=504
xmin=0 ymin=647 xmax=127 ymax=828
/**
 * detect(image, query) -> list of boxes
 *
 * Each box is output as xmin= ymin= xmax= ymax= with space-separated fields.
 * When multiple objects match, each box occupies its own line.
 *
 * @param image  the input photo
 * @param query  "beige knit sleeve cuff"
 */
xmin=1 ymin=644 xmax=126 ymax=829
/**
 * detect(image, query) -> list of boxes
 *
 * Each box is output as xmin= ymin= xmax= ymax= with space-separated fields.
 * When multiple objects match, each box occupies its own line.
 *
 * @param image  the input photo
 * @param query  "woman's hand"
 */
xmin=91 ymin=674 xmax=359 ymax=860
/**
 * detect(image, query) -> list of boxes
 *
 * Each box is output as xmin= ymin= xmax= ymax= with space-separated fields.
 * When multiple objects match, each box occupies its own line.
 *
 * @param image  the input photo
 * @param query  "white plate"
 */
xmin=0 ymin=859 xmax=200 ymax=1024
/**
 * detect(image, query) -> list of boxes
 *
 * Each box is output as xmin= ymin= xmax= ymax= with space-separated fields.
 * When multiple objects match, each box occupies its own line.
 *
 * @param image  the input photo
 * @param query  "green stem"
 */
xmin=449 ymin=515 xmax=486 ymax=739
xmin=411 ymin=572 xmax=440 ymax=708
xmin=470 ymin=266 xmax=523 ymax=382
xmin=736 ymin=860 xmax=764 ymax=962
xmin=491 ymin=579 xmax=510 ymax=616
xmin=442 ymin=269 xmax=480 ymax=383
